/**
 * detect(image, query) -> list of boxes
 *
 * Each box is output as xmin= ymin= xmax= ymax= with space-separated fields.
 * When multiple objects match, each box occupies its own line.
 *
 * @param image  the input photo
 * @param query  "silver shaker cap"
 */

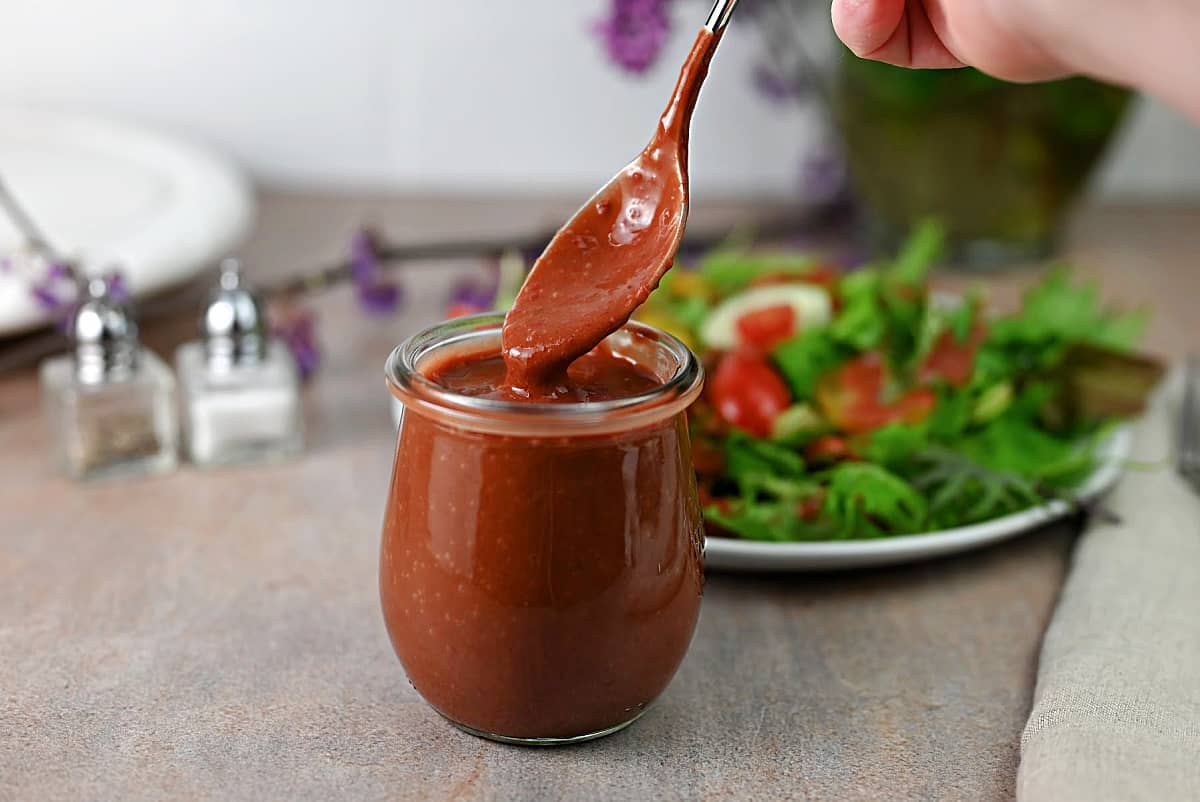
xmin=203 ymin=258 xmax=267 ymax=369
xmin=73 ymin=275 xmax=139 ymax=384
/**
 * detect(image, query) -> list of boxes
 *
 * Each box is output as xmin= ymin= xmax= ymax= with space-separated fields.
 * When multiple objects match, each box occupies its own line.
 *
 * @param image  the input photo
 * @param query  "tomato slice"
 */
xmin=893 ymin=387 xmax=937 ymax=424
xmin=920 ymin=323 xmax=987 ymax=387
xmin=796 ymin=494 xmax=825 ymax=521
xmin=736 ymin=304 xmax=796 ymax=351
xmin=805 ymin=435 xmax=852 ymax=463
xmin=709 ymin=349 xmax=792 ymax=438
xmin=816 ymin=353 xmax=886 ymax=433
xmin=818 ymin=353 xmax=937 ymax=433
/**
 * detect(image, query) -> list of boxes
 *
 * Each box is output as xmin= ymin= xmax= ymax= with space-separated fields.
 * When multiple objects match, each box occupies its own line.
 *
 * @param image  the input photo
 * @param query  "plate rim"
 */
xmin=0 ymin=105 xmax=255 ymax=335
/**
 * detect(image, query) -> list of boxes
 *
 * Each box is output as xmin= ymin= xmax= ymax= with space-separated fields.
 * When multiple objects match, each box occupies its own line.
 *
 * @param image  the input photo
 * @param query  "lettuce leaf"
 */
xmin=772 ymin=329 xmax=845 ymax=401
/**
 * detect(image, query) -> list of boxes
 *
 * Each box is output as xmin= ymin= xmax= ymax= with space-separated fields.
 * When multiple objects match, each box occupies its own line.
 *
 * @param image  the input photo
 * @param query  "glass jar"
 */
xmin=175 ymin=258 xmax=304 ymax=468
xmin=40 ymin=275 xmax=178 ymax=481
xmin=381 ymin=314 xmax=705 ymax=745
xmin=832 ymin=54 xmax=1132 ymax=267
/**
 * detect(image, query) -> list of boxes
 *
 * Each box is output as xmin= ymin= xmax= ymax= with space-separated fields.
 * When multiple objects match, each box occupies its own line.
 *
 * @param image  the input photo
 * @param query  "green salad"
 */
xmin=636 ymin=224 xmax=1162 ymax=541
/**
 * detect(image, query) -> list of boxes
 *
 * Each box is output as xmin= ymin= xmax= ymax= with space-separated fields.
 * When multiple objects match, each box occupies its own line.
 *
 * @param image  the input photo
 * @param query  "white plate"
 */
xmin=0 ymin=106 xmax=255 ymax=335
xmin=705 ymin=426 xmax=1132 ymax=572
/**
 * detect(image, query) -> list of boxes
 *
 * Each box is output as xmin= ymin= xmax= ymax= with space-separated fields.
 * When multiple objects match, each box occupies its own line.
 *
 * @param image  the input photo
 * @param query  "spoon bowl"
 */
xmin=502 ymin=0 xmax=740 ymax=392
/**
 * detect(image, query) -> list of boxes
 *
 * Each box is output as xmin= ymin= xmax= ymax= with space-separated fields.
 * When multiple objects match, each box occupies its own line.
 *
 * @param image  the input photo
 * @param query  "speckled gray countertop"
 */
xmin=3 ymin=195 xmax=1194 ymax=801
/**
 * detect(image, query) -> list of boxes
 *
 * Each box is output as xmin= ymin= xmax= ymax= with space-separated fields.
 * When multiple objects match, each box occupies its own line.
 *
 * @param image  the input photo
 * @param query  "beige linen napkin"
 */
xmin=1018 ymin=374 xmax=1200 ymax=801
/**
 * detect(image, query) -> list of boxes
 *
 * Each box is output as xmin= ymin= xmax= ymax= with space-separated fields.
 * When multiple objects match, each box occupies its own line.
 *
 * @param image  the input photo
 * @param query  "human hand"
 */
xmin=831 ymin=0 xmax=1200 ymax=123
xmin=830 ymin=0 xmax=1067 ymax=82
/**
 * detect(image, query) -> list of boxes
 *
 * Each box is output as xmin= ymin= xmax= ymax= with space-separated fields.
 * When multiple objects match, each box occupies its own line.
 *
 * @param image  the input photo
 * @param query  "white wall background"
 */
xmin=2 ymin=0 xmax=1198 ymax=200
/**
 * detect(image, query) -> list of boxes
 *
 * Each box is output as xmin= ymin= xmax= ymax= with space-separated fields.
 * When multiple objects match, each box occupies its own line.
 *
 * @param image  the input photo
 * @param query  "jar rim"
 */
xmin=385 ymin=313 xmax=703 ymax=436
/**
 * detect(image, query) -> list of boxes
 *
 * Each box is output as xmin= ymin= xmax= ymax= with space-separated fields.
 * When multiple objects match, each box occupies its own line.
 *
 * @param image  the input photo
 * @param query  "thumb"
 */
xmin=831 ymin=0 xmax=906 ymax=58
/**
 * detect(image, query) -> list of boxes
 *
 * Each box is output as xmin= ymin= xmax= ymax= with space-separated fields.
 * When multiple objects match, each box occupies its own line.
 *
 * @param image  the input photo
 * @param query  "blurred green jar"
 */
xmin=833 ymin=53 xmax=1133 ymax=267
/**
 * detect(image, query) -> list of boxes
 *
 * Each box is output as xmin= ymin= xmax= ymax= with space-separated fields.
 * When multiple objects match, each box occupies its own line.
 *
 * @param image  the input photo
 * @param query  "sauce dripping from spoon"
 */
xmin=502 ymin=5 xmax=737 ymax=398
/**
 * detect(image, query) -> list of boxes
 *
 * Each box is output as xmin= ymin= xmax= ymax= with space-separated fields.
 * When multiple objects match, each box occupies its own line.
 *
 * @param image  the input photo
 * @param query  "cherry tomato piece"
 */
xmin=893 ymin=387 xmax=937 ymax=425
xmin=920 ymin=323 xmax=988 ymax=387
xmin=818 ymin=353 xmax=938 ymax=433
xmin=816 ymin=353 xmax=888 ymax=433
xmin=805 ymin=435 xmax=853 ymax=463
xmin=709 ymin=349 xmax=792 ymax=438
xmin=736 ymin=304 xmax=797 ymax=351
xmin=796 ymin=494 xmax=825 ymax=521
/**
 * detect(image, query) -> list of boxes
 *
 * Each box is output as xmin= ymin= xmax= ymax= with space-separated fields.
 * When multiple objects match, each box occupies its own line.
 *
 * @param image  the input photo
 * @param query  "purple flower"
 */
xmin=350 ymin=229 xmax=381 ymax=283
xmin=800 ymin=150 xmax=848 ymax=205
xmin=592 ymin=0 xmax=818 ymax=112
xmin=270 ymin=303 xmax=320 ymax=380
xmin=350 ymin=229 xmax=403 ymax=317
xmin=752 ymin=62 xmax=811 ymax=105
xmin=447 ymin=260 xmax=501 ymax=316
xmin=29 ymin=260 xmax=78 ymax=326
xmin=33 ymin=265 xmax=129 ymax=335
xmin=593 ymin=0 xmax=674 ymax=74
xmin=46 ymin=261 xmax=73 ymax=282
xmin=358 ymin=281 xmax=403 ymax=317
xmin=103 ymin=269 xmax=129 ymax=303
xmin=30 ymin=284 xmax=63 ymax=311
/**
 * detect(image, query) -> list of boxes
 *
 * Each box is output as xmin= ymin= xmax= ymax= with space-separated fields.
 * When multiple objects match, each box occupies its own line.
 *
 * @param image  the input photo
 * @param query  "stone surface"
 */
xmin=1 ymin=196 xmax=1193 ymax=801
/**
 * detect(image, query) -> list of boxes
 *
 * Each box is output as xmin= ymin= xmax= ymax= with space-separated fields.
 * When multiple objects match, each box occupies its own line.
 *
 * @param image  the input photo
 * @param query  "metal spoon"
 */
xmin=502 ymin=0 xmax=741 ymax=391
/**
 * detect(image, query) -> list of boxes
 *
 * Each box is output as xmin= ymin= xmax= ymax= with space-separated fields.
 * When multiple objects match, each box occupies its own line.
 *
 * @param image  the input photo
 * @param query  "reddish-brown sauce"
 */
xmin=381 ymin=344 xmax=703 ymax=739
xmin=431 ymin=344 xmax=659 ymax=403
xmin=501 ymin=28 xmax=722 ymax=394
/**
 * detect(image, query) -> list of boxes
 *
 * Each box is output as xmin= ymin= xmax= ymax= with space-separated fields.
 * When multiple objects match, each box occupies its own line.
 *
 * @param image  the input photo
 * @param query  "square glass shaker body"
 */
xmin=176 ymin=340 xmax=303 ymax=467
xmin=40 ymin=349 xmax=179 ymax=481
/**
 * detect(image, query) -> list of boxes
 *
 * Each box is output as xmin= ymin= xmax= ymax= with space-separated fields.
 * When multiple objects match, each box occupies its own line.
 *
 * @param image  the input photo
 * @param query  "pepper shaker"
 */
xmin=176 ymin=258 xmax=303 ymax=467
xmin=40 ymin=275 xmax=178 ymax=480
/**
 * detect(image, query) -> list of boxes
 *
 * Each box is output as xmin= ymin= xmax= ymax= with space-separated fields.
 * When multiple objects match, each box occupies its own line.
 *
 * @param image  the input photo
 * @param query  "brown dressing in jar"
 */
xmin=382 ymin=319 xmax=704 ymax=741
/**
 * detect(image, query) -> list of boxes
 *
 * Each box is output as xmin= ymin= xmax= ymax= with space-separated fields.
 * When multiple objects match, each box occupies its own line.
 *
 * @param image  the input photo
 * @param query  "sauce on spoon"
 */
xmin=501 ymin=27 xmax=726 ymax=396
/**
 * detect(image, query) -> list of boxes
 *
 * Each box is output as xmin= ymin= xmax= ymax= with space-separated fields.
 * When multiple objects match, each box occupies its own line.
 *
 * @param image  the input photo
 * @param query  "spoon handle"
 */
xmin=704 ymin=0 xmax=741 ymax=33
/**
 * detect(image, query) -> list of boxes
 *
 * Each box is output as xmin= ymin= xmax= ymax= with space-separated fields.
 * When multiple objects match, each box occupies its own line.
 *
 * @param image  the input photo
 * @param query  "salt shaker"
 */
xmin=176 ymin=258 xmax=303 ymax=467
xmin=40 ymin=276 xmax=178 ymax=480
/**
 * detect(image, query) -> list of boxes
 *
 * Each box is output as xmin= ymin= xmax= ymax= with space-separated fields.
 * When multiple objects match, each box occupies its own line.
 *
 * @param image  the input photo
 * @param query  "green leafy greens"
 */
xmin=678 ymin=224 xmax=1161 ymax=543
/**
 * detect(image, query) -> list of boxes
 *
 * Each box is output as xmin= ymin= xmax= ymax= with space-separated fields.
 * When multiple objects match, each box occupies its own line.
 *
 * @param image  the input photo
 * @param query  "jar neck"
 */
xmin=386 ymin=314 xmax=703 ymax=438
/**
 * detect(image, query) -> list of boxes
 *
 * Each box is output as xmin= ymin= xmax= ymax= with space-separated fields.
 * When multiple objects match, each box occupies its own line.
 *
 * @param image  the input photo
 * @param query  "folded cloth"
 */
xmin=1019 ymin=373 xmax=1200 ymax=802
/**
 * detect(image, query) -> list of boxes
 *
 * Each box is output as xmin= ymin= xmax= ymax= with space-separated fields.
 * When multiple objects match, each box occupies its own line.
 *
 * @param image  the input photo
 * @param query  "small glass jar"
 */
xmin=41 ymin=354 xmax=177 ymax=480
xmin=381 ymin=314 xmax=705 ymax=745
xmin=176 ymin=340 xmax=303 ymax=466
xmin=40 ymin=277 xmax=178 ymax=481
xmin=176 ymin=259 xmax=303 ymax=467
